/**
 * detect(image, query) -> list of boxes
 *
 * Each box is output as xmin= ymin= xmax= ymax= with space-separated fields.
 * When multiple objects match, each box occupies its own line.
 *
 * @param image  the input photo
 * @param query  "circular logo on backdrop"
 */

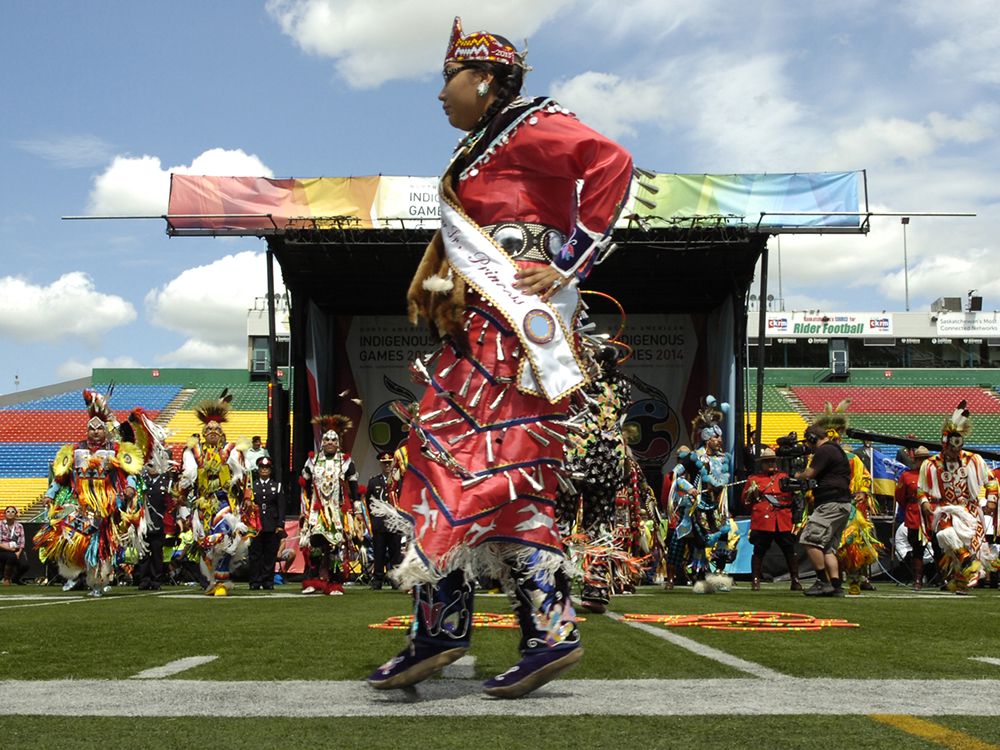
xmin=624 ymin=397 xmax=680 ymax=467
xmin=523 ymin=309 xmax=556 ymax=344
xmin=368 ymin=400 xmax=409 ymax=455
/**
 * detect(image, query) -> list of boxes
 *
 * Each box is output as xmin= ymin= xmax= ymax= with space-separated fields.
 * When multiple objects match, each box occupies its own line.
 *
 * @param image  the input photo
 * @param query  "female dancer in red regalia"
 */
xmin=368 ymin=17 xmax=632 ymax=698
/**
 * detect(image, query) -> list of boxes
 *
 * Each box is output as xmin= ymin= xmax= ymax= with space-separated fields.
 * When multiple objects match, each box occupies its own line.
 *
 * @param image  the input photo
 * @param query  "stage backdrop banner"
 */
xmin=167 ymin=172 xmax=864 ymax=235
xmin=341 ymin=314 xmax=701 ymax=483
xmin=631 ymin=172 xmax=862 ymax=230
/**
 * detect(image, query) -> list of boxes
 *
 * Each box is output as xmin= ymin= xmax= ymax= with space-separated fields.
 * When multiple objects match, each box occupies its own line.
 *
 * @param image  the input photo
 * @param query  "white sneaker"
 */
xmin=301 ymin=586 xmax=317 ymax=595
xmin=62 ymin=579 xmax=77 ymax=592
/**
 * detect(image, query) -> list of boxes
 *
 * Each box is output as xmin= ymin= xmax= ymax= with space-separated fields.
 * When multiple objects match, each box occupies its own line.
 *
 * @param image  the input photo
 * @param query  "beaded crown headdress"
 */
xmin=444 ymin=16 xmax=527 ymax=69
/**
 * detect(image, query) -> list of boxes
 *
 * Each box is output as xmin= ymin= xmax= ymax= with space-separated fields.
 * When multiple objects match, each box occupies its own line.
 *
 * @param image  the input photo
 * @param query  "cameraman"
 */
xmin=796 ymin=423 xmax=852 ymax=597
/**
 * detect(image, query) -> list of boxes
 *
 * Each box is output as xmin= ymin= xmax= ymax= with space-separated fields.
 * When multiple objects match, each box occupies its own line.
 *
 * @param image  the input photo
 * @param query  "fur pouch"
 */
xmin=407 ymin=229 xmax=467 ymax=341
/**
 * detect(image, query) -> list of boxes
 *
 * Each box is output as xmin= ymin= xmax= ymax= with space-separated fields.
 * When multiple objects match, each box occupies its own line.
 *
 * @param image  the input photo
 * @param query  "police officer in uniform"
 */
xmin=136 ymin=461 xmax=177 ymax=590
xmin=366 ymin=451 xmax=401 ymax=589
xmin=248 ymin=456 xmax=286 ymax=590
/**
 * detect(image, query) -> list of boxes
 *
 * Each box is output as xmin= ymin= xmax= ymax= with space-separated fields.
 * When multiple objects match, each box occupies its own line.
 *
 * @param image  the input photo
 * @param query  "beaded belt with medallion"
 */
xmin=481 ymin=222 xmax=566 ymax=263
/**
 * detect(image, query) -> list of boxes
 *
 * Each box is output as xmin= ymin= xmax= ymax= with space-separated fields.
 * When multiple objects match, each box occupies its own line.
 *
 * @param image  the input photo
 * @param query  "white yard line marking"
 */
xmin=2 ymin=677 xmax=1000 ymax=716
xmin=604 ymin=610 xmax=784 ymax=680
xmin=0 ymin=595 xmax=72 ymax=601
xmin=970 ymin=657 xmax=1000 ymax=667
xmin=442 ymin=655 xmax=476 ymax=679
xmin=159 ymin=592 xmax=325 ymax=599
xmin=0 ymin=591 xmax=165 ymax=611
xmin=838 ymin=593 xmax=978 ymax=600
xmin=131 ymin=656 xmax=218 ymax=679
xmin=0 ymin=598 xmax=94 ymax=611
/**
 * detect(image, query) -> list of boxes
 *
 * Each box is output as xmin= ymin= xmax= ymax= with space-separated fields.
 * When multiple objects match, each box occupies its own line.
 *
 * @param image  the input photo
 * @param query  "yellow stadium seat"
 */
xmin=758 ymin=412 xmax=809 ymax=445
xmin=165 ymin=411 xmax=271 ymax=444
xmin=0 ymin=478 xmax=50 ymax=513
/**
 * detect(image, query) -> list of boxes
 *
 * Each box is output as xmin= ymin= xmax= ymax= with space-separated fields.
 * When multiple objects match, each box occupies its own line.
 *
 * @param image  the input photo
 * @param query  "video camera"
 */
xmin=779 ymin=476 xmax=817 ymax=493
xmin=774 ymin=432 xmax=808 ymax=458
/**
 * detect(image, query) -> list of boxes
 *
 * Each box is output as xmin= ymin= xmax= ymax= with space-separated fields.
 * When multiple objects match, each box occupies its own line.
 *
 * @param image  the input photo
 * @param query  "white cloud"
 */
xmin=833 ymin=118 xmax=937 ymax=168
xmin=907 ymin=0 xmax=1000 ymax=86
xmin=87 ymin=148 xmax=274 ymax=215
xmin=883 ymin=247 xmax=1000 ymax=309
xmin=0 ymin=273 xmax=136 ymax=343
xmin=575 ymin=0 xmax=731 ymax=41
xmin=155 ymin=340 xmax=246 ymax=368
xmin=926 ymin=105 xmax=998 ymax=144
xmin=57 ymin=356 xmax=142 ymax=380
xmin=768 ymin=206 xmax=922 ymax=306
xmin=550 ymin=71 xmax=668 ymax=140
xmin=780 ymin=292 xmax=840 ymax=313
xmin=750 ymin=196 xmax=1000 ymax=314
xmin=266 ymin=0 xmax=574 ymax=88
xmin=832 ymin=107 xmax=999 ymax=171
xmin=145 ymin=251 xmax=285 ymax=367
xmin=550 ymin=52 xmax=815 ymax=172
xmin=671 ymin=54 xmax=812 ymax=171
xmin=15 ymin=134 xmax=115 ymax=168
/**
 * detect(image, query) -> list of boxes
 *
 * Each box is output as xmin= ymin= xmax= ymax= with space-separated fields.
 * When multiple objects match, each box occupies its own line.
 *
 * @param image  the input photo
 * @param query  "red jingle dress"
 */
xmin=394 ymin=96 xmax=633 ymax=587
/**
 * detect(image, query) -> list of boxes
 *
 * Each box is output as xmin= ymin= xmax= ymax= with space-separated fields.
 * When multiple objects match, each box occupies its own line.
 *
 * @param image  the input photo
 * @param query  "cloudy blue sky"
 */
xmin=2 ymin=0 xmax=998 ymax=393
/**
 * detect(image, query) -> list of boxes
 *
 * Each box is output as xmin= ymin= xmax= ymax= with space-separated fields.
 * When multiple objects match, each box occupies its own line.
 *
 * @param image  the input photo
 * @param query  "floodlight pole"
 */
xmin=266 ymin=247 xmax=280 ymax=482
xmin=901 ymin=217 xmax=910 ymax=312
xmin=753 ymin=244 xmax=769 ymax=461
xmin=776 ymin=235 xmax=783 ymax=310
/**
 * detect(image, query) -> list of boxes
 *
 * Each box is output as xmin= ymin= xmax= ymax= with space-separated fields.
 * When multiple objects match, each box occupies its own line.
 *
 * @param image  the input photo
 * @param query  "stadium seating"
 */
xmin=791 ymin=386 xmax=1000 ymax=415
xmin=181 ymin=384 xmax=269 ymax=411
xmin=755 ymin=413 xmax=809 ymax=445
xmin=745 ymin=368 xmax=1000 ymax=452
xmin=0 ymin=384 xmax=180 ymax=412
xmin=0 ymin=443 xmax=64 ymax=478
xmin=0 ymin=371 xmax=273 ymax=520
xmin=0 ymin=478 xmax=49 ymax=513
xmin=165 ymin=411 xmax=269 ymax=446
xmin=0 ymin=411 xmax=160 ymax=443
xmin=745 ymin=384 xmax=796 ymax=412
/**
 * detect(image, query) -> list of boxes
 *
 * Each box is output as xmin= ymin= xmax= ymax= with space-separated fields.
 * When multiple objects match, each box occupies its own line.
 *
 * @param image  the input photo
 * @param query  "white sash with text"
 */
xmin=439 ymin=200 xmax=585 ymax=402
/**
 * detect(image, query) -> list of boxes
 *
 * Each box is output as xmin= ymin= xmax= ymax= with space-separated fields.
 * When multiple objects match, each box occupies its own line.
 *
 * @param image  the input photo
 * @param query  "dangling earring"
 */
xmin=476 ymin=81 xmax=489 ymax=98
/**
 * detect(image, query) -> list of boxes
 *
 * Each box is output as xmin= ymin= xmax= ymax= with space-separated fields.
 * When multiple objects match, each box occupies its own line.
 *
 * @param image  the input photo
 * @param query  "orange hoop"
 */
xmin=622 ymin=611 xmax=859 ymax=632
xmin=580 ymin=290 xmax=631 ymax=363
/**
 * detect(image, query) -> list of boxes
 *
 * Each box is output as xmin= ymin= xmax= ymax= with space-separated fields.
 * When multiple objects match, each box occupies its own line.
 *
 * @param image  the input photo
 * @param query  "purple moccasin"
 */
xmin=482 ymin=646 xmax=583 ymax=698
xmin=367 ymin=644 xmax=468 ymax=690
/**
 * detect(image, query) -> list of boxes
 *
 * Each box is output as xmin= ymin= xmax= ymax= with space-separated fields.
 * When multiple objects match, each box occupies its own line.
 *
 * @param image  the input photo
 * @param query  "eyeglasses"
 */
xmin=442 ymin=65 xmax=470 ymax=84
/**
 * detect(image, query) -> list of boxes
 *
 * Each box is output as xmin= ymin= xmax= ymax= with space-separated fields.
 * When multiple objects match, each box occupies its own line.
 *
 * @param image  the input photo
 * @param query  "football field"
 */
xmin=2 ymin=583 xmax=999 ymax=749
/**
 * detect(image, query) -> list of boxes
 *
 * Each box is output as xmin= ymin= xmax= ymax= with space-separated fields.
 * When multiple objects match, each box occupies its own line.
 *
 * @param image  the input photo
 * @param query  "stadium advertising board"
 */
xmin=934 ymin=312 xmax=1000 ymax=337
xmin=764 ymin=312 xmax=893 ymax=337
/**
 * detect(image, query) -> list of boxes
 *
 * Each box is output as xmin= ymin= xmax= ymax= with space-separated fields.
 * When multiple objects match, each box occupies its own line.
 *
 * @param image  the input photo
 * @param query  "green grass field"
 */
xmin=2 ymin=582 xmax=999 ymax=749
